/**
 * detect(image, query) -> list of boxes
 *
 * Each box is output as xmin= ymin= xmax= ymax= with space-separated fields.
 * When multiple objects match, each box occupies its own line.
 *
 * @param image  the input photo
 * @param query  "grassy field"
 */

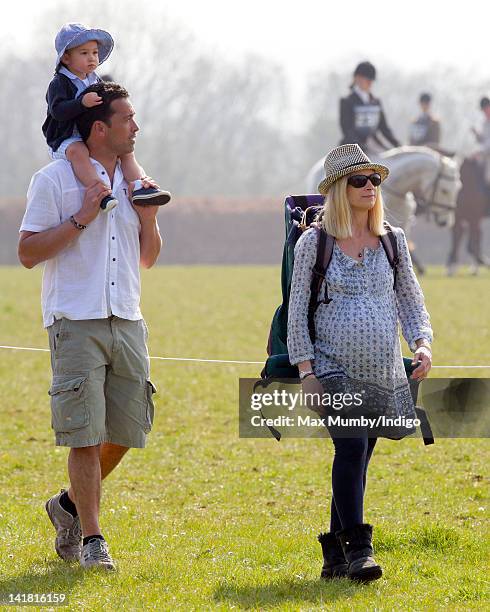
xmin=0 ymin=265 xmax=488 ymax=611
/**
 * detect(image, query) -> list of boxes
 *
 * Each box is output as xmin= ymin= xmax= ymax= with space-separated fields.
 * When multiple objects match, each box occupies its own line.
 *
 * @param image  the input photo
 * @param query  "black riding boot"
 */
xmin=318 ymin=532 xmax=348 ymax=579
xmin=336 ymin=523 xmax=383 ymax=582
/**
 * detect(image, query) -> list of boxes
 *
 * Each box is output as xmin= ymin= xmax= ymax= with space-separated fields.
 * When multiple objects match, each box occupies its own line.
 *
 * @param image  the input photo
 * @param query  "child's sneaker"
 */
xmin=132 ymin=180 xmax=171 ymax=206
xmin=100 ymin=194 xmax=118 ymax=211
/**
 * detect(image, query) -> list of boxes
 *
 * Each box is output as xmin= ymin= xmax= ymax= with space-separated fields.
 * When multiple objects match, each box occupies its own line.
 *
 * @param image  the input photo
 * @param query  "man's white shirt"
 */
xmin=20 ymin=159 xmax=143 ymax=327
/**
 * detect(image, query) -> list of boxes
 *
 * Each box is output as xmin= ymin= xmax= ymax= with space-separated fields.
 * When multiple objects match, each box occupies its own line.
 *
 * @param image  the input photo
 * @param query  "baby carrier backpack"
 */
xmin=258 ymin=194 xmax=434 ymax=444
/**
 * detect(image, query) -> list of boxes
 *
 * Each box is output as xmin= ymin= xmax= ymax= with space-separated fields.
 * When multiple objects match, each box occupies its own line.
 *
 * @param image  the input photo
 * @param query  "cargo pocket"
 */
xmin=143 ymin=380 xmax=157 ymax=433
xmin=48 ymin=375 xmax=89 ymax=433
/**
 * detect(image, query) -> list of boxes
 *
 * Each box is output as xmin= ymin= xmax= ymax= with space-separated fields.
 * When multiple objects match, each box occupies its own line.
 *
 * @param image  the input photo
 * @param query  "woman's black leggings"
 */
xmin=329 ymin=435 xmax=377 ymax=533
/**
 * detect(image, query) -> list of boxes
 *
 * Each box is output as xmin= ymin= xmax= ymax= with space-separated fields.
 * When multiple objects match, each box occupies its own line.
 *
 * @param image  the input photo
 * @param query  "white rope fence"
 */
xmin=0 ymin=345 xmax=489 ymax=368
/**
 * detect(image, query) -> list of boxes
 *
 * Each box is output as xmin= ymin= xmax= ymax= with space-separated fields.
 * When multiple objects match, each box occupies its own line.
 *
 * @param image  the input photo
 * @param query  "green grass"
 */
xmin=0 ymin=265 xmax=489 ymax=611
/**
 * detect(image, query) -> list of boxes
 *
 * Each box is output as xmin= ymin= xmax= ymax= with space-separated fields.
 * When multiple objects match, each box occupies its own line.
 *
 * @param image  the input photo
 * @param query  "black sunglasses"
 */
xmin=347 ymin=173 xmax=382 ymax=188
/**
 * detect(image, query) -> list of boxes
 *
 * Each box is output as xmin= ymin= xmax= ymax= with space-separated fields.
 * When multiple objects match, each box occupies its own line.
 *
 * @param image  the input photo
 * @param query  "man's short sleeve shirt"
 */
xmin=20 ymin=159 xmax=143 ymax=327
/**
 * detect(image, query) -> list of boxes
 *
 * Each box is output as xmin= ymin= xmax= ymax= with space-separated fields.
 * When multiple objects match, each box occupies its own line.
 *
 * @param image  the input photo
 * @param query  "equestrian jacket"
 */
xmin=409 ymin=113 xmax=441 ymax=146
xmin=339 ymin=89 xmax=400 ymax=152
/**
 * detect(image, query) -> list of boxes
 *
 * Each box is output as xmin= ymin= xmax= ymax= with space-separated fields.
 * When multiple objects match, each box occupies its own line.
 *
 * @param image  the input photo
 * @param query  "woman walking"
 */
xmin=287 ymin=143 xmax=432 ymax=582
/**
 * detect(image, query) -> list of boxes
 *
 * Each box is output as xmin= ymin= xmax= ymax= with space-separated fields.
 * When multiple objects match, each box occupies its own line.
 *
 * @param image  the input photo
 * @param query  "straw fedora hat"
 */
xmin=318 ymin=144 xmax=389 ymax=195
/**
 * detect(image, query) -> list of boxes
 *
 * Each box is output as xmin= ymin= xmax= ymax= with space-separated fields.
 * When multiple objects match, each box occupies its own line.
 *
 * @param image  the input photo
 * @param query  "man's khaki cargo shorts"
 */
xmin=47 ymin=316 xmax=156 ymax=448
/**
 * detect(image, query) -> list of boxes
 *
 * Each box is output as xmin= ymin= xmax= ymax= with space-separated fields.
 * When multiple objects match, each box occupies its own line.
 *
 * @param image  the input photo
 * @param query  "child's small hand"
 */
xmin=82 ymin=92 xmax=103 ymax=108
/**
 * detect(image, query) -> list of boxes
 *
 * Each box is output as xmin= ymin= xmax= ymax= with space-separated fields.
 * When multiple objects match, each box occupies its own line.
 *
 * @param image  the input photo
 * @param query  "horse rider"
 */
xmin=339 ymin=61 xmax=401 ymax=156
xmin=409 ymin=92 xmax=442 ymax=224
xmin=471 ymin=96 xmax=490 ymax=196
xmin=409 ymin=93 xmax=441 ymax=148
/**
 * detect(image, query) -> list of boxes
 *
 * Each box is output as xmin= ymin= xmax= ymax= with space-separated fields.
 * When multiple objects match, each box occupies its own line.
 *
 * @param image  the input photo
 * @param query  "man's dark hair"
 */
xmin=76 ymin=82 xmax=129 ymax=142
xmin=419 ymin=92 xmax=431 ymax=104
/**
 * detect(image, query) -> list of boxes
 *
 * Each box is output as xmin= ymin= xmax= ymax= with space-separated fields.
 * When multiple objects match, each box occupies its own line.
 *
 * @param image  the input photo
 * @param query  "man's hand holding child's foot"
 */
xmin=76 ymin=182 xmax=117 ymax=226
xmin=131 ymin=177 xmax=171 ymax=207
xmin=96 ymin=181 xmax=118 ymax=212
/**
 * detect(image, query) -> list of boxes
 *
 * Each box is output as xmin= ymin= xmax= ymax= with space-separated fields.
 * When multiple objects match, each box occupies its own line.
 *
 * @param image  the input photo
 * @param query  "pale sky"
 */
xmin=2 ymin=0 xmax=487 ymax=81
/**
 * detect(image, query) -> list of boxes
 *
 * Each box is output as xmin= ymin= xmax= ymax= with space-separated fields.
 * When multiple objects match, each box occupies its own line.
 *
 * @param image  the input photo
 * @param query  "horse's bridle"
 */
xmin=420 ymin=158 xmax=458 ymax=213
xmin=382 ymin=157 xmax=457 ymax=214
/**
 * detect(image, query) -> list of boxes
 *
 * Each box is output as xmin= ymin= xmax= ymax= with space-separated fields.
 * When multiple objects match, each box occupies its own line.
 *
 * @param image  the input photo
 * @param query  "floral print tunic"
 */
xmin=287 ymin=225 xmax=433 ymax=431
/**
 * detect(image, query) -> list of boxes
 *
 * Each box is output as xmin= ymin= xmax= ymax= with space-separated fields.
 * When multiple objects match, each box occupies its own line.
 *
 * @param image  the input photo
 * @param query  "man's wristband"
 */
xmin=299 ymin=370 xmax=314 ymax=381
xmin=69 ymin=215 xmax=87 ymax=230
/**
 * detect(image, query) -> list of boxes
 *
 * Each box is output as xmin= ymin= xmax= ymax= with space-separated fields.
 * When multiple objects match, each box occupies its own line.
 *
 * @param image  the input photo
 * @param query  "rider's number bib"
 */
xmin=354 ymin=104 xmax=381 ymax=131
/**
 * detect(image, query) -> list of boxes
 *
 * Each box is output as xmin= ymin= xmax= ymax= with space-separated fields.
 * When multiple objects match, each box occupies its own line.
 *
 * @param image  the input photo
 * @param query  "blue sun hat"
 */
xmin=54 ymin=23 xmax=114 ymax=71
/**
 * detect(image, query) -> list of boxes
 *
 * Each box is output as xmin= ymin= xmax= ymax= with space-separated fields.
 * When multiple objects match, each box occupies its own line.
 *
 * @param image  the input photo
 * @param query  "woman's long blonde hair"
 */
xmin=321 ymin=175 xmax=386 ymax=239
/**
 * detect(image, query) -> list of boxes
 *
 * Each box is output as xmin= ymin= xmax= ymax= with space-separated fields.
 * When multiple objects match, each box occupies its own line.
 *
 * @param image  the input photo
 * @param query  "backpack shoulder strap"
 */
xmin=307 ymin=225 xmax=335 ymax=343
xmin=380 ymin=221 xmax=399 ymax=289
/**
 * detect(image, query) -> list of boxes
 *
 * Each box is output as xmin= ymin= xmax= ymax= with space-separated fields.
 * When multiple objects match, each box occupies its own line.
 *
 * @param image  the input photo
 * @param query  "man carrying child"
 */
xmin=19 ymin=80 xmax=161 ymax=570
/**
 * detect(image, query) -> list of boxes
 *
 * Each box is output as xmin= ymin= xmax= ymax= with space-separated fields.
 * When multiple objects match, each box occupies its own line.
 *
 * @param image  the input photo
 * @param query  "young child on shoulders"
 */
xmin=42 ymin=23 xmax=171 ymax=211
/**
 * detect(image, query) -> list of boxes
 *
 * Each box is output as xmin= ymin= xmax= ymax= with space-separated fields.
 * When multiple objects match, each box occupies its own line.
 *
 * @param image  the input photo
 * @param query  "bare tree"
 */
xmin=3 ymin=2 xmax=490 ymax=203
xmin=0 ymin=1 xmax=296 ymax=199
xmin=303 ymin=59 xmax=490 ymax=168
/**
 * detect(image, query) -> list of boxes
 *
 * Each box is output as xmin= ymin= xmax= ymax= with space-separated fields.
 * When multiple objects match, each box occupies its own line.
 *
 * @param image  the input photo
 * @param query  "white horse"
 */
xmin=306 ymin=146 xmax=461 ymax=236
